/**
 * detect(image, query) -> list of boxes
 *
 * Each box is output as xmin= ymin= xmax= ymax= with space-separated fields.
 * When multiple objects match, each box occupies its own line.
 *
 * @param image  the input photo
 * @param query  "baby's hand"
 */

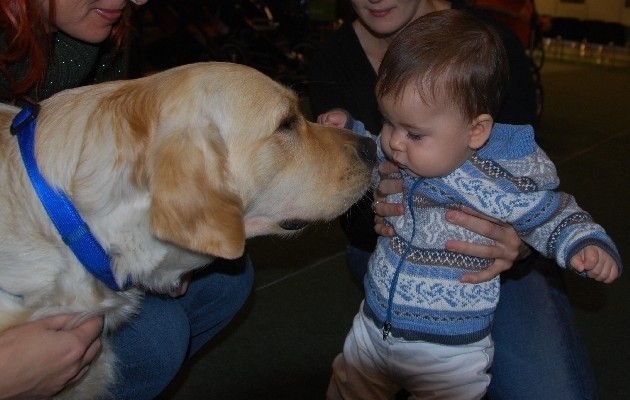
xmin=570 ymin=245 xmax=619 ymax=283
xmin=317 ymin=108 xmax=349 ymax=129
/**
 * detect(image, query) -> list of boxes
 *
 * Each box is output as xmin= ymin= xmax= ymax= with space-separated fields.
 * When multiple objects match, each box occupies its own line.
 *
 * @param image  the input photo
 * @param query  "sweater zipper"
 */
xmin=383 ymin=179 xmax=422 ymax=340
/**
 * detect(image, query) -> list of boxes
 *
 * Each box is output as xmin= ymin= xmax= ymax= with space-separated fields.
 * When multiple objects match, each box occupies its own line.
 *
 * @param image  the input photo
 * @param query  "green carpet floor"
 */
xmin=159 ymin=60 xmax=629 ymax=400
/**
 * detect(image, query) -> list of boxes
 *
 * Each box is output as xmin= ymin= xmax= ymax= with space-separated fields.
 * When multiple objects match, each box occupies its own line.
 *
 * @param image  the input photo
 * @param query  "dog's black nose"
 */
xmin=357 ymin=136 xmax=377 ymax=167
xmin=279 ymin=219 xmax=308 ymax=230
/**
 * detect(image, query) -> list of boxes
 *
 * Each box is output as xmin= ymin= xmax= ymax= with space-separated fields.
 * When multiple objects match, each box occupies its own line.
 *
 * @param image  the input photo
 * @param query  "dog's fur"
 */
xmin=0 ymin=62 xmax=375 ymax=398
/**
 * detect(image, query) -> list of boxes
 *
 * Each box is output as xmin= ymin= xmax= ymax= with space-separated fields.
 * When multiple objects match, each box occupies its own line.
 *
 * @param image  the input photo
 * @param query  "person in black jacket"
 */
xmin=309 ymin=1 xmax=597 ymax=398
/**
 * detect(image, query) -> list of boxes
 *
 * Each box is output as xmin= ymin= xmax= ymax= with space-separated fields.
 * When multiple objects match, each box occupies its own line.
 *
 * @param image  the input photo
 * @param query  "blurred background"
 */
xmin=120 ymin=1 xmax=629 ymax=399
xmin=126 ymin=0 xmax=630 ymax=86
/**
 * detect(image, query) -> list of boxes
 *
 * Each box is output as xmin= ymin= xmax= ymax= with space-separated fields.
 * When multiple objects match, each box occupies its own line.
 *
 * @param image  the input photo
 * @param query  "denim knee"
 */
xmin=489 ymin=256 xmax=597 ymax=399
xmin=110 ymin=294 xmax=191 ymax=400
xmin=110 ymin=254 xmax=254 ymax=399
xmin=184 ymin=254 xmax=255 ymax=355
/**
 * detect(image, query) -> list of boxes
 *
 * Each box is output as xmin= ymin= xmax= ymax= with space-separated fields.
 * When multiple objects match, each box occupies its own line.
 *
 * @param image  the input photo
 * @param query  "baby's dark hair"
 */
xmin=376 ymin=9 xmax=509 ymax=120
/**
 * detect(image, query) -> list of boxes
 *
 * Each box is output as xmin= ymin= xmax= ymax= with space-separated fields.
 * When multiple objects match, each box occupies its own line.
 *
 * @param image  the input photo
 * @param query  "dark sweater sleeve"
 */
xmin=308 ymin=23 xmax=381 ymax=251
xmin=308 ymin=23 xmax=382 ymax=133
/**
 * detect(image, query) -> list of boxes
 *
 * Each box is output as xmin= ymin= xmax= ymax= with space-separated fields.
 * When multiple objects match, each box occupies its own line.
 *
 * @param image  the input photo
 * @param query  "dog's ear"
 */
xmin=148 ymin=128 xmax=245 ymax=259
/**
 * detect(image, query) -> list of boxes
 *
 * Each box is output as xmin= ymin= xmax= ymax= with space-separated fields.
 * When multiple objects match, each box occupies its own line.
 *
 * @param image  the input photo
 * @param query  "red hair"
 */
xmin=0 ymin=0 xmax=128 ymax=100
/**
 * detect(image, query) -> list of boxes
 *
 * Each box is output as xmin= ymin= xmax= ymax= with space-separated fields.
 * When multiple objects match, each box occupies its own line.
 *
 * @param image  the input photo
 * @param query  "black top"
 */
xmin=1 ymin=31 xmax=125 ymax=103
xmin=308 ymin=2 xmax=537 ymax=251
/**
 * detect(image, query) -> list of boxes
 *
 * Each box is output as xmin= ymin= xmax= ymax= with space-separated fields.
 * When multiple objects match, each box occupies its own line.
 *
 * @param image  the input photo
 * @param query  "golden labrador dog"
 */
xmin=0 ymin=62 xmax=375 ymax=399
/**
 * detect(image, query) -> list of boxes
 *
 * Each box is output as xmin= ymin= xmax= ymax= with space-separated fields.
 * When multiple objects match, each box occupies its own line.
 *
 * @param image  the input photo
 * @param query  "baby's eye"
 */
xmin=407 ymin=132 xmax=425 ymax=141
xmin=381 ymin=117 xmax=393 ymax=128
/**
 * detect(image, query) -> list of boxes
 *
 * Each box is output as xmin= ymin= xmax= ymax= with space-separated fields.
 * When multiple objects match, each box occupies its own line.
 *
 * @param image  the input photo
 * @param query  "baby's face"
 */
xmin=378 ymin=85 xmax=475 ymax=178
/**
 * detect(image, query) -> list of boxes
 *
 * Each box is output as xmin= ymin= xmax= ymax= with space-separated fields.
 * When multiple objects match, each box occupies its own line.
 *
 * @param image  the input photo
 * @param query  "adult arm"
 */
xmin=0 ymin=315 xmax=103 ymax=400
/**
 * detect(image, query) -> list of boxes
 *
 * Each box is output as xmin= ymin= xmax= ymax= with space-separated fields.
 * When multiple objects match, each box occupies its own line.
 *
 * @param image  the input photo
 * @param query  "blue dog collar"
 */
xmin=11 ymin=105 xmax=128 ymax=291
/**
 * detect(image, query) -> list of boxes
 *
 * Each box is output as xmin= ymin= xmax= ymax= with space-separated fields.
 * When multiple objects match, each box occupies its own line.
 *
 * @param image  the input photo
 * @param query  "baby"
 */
xmin=320 ymin=9 xmax=622 ymax=400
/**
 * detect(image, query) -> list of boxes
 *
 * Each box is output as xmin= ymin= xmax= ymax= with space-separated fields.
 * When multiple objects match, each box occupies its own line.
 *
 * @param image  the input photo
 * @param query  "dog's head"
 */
xmin=49 ymin=63 xmax=375 ymax=260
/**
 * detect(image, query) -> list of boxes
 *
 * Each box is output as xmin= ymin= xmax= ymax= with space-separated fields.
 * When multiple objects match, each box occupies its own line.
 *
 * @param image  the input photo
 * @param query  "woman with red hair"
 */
xmin=0 ymin=2 xmax=254 ymax=399
xmin=0 ymin=0 xmax=144 ymax=102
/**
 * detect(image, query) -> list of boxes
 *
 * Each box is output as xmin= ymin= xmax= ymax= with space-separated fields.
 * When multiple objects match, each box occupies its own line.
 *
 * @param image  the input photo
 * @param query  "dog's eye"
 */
xmin=278 ymin=115 xmax=298 ymax=132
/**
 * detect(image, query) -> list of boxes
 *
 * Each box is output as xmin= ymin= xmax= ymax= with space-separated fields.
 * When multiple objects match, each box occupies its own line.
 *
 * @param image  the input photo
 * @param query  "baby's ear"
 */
xmin=468 ymin=114 xmax=493 ymax=150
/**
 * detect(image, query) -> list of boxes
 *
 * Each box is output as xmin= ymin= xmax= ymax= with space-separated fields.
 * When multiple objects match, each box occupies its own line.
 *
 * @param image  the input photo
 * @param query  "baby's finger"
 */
xmin=603 ymin=266 xmax=620 ymax=284
xmin=570 ymin=257 xmax=586 ymax=272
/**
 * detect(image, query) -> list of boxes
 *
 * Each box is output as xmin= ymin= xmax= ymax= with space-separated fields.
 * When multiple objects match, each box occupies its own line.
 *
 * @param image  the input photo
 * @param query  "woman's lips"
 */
xmin=368 ymin=8 xmax=392 ymax=18
xmin=95 ymin=8 xmax=123 ymax=22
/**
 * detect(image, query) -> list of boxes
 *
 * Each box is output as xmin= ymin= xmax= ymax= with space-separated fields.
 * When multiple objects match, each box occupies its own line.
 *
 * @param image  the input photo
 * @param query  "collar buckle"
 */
xmin=10 ymin=104 xmax=40 ymax=136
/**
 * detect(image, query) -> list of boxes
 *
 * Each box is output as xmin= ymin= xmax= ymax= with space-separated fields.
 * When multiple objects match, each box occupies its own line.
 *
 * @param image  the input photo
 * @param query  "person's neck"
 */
xmin=353 ymin=0 xmax=452 ymax=72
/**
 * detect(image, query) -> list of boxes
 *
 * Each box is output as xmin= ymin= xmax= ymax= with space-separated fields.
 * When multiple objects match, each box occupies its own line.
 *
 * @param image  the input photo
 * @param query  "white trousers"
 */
xmin=327 ymin=304 xmax=494 ymax=400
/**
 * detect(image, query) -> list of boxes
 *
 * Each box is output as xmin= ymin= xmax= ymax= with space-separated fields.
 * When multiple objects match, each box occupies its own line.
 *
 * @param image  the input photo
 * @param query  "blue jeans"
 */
xmin=346 ymin=245 xmax=598 ymax=400
xmin=109 ymin=255 xmax=254 ymax=400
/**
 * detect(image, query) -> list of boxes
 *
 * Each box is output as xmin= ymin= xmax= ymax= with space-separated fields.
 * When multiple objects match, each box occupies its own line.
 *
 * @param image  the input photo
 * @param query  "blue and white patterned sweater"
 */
xmin=349 ymin=120 xmax=623 ymax=345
